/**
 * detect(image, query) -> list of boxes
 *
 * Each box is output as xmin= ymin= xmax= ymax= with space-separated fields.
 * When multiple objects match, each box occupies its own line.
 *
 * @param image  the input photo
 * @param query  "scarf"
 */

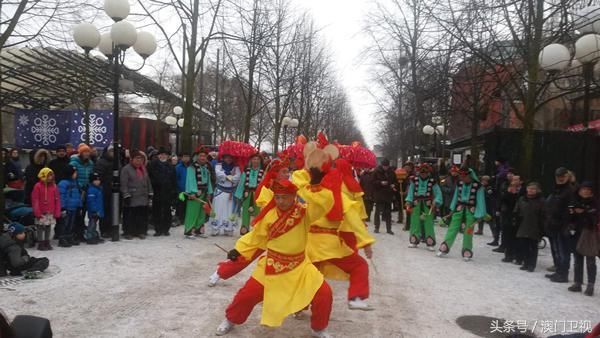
xmin=221 ymin=162 xmax=235 ymax=175
xmin=134 ymin=164 xmax=146 ymax=178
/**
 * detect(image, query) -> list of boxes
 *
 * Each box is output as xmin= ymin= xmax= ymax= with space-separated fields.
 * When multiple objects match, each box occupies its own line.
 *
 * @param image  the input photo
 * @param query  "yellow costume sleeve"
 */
xmin=339 ymin=195 xmax=375 ymax=249
xmin=342 ymin=183 xmax=368 ymax=220
xmin=299 ymin=185 xmax=334 ymax=225
xmin=255 ymin=187 xmax=274 ymax=208
xmin=291 ymin=169 xmax=311 ymax=189
xmin=235 ymin=211 xmax=270 ymax=260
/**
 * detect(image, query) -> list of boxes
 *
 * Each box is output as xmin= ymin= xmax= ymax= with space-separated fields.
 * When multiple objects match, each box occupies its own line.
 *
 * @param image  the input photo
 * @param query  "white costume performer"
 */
xmin=210 ymin=159 xmax=241 ymax=236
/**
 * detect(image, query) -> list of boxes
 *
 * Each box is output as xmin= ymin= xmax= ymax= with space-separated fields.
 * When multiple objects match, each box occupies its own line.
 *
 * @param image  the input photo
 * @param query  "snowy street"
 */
xmin=1 ymin=223 xmax=597 ymax=338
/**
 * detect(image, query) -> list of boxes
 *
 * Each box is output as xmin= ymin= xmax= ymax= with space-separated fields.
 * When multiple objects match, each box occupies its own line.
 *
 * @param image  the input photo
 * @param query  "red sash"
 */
xmin=265 ymin=249 xmax=305 ymax=275
xmin=267 ymin=203 xmax=305 ymax=240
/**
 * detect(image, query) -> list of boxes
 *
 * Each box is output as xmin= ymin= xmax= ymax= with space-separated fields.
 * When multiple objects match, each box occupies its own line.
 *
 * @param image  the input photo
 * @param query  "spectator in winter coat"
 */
xmin=475 ymin=175 xmax=495 ymax=237
xmin=85 ymin=173 xmax=105 ymax=244
xmin=7 ymin=148 xmax=24 ymax=189
xmin=0 ymin=223 xmax=49 ymax=277
xmin=24 ymin=148 xmax=51 ymax=204
xmin=94 ymin=145 xmax=114 ymax=238
xmin=121 ymin=151 xmax=153 ymax=239
xmin=567 ymin=181 xmax=598 ymax=296
xmin=48 ymin=145 xmax=71 ymax=183
xmin=2 ymin=148 xmax=21 ymax=190
xmin=57 ymin=166 xmax=82 ymax=247
xmin=148 ymin=147 xmax=177 ymax=236
xmin=359 ymin=169 xmax=375 ymax=222
xmin=372 ymin=158 xmax=398 ymax=234
xmin=514 ymin=182 xmax=545 ymax=272
xmin=31 ymin=168 xmax=61 ymax=251
xmin=500 ymin=175 xmax=525 ymax=263
xmin=545 ymin=167 xmax=576 ymax=283
xmin=69 ymin=144 xmax=94 ymax=191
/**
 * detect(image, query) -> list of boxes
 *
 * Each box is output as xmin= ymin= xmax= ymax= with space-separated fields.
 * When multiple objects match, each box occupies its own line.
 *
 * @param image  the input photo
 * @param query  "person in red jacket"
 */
xmin=31 ymin=167 xmax=61 ymax=251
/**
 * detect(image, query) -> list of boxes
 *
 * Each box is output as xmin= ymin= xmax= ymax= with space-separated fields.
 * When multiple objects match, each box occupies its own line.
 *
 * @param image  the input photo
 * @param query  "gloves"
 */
xmin=227 ymin=249 xmax=241 ymax=261
xmin=309 ymin=167 xmax=324 ymax=185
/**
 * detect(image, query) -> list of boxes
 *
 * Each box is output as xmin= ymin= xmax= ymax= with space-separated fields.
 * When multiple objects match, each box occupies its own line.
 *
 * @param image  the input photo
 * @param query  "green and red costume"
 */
xmin=234 ymin=167 xmax=264 ymax=234
xmin=438 ymin=169 xmax=486 ymax=259
xmin=405 ymin=174 xmax=442 ymax=248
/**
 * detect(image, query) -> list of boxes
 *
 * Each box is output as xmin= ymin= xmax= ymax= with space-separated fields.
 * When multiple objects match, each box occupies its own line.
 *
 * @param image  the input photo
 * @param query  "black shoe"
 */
xmin=501 ymin=257 xmax=512 ymax=263
xmin=584 ymin=285 xmax=594 ymax=296
xmin=492 ymin=247 xmax=505 ymax=253
xmin=86 ymin=238 xmax=99 ymax=245
xmin=163 ymin=232 xmax=170 ymax=236
xmin=545 ymin=273 xmax=557 ymax=279
xmin=69 ymin=238 xmax=80 ymax=246
xmin=101 ymin=233 xmax=112 ymax=239
xmin=58 ymin=239 xmax=72 ymax=248
xmin=154 ymin=232 xmax=162 ymax=237
xmin=374 ymin=229 xmax=380 ymax=233
xmin=520 ymin=266 xmax=529 ymax=271
xmin=514 ymin=260 xmax=523 ymax=265
xmin=527 ymin=268 xmax=535 ymax=272
xmin=568 ymin=283 xmax=582 ymax=292
xmin=487 ymin=241 xmax=499 ymax=246
xmin=551 ymin=274 xmax=569 ymax=283
xmin=387 ymin=231 xmax=394 ymax=235
xmin=124 ymin=235 xmax=134 ymax=240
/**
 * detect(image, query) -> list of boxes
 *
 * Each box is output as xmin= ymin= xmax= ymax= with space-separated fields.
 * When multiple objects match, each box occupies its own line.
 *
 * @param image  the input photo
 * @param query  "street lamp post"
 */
xmin=166 ymin=114 xmax=184 ymax=153
xmin=173 ymin=106 xmax=183 ymax=153
xmin=73 ymin=0 xmax=156 ymax=241
xmin=538 ymin=5 xmax=600 ymax=129
xmin=281 ymin=117 xmax=299 ymax=151
xmin=422 ymin=115 xmax=445 ymax=157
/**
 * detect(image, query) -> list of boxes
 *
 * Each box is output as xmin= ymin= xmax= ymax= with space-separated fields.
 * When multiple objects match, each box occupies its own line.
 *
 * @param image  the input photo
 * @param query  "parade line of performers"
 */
xmin=200 ymin=136 xmax=486 ymax=338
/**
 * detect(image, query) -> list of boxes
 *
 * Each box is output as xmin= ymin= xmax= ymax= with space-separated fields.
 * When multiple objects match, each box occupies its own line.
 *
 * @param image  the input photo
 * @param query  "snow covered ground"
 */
xmin=1 ymin=222 xmax=598 ymax=338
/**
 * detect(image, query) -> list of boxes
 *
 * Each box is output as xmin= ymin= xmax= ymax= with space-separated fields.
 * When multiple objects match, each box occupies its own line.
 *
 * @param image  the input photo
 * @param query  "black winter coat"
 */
xmin=568 ymin=195 xmax=598 ymax=232
xmin=515 ymin=194 xmax=545 ymax=240
xmin=372 ymin=166 xmax=398 ymax=203
xmin=94 ymin=154 xmax=114 ymax=193
xmin=147 ymin=160 xmax=177 ymax=201
xmin=544 ymin=183 xmax=576 ymax=236
xmin=0 ymin=233 xmax=29 ymax=270
xmin=48 ymin=156 xmax=71 ymax=183
xmin=359 ymin=171 xmax=375 ymax=201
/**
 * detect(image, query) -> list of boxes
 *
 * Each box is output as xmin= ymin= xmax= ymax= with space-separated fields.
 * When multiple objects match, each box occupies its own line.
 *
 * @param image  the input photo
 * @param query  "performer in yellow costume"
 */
xmin=216 ymin=170 xmax=335 ymax=338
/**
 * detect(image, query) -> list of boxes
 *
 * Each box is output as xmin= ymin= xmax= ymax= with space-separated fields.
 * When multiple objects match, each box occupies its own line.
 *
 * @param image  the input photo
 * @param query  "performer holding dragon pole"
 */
xmin=405 ymin=163 xmax=443 ymax=251
xmin=437 ymin=168 xmax=486 ymax=261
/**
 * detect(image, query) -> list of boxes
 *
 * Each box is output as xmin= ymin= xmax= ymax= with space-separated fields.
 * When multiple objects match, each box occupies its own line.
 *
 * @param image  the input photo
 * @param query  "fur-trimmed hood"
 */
xmin=32 ymin=148 xmax=51 ymax=166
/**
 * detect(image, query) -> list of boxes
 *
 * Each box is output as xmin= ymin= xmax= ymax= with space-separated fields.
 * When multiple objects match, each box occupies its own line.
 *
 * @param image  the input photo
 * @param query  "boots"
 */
xmin=584 ymin=284 xmax=594 ymax=296
xmin=568 ymin=283 xmax=582 ymax=292
xmin=58 ymin=238 xmax=72 ymax=248
xmin=37 ymin=240 xmax=50 ymax=251
xmin=45 ymin=240 xmax=53 ymax=250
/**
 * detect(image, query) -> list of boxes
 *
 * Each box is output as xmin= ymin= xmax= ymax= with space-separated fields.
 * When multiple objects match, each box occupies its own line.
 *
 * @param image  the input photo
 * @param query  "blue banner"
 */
xmin=15 ymin=110 xmax=113 ymax=149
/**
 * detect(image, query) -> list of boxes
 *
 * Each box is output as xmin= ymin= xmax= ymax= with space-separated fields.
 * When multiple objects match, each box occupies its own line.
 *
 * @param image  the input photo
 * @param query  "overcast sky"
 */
xmin=296 ymin=0 xmax=377 ymax=147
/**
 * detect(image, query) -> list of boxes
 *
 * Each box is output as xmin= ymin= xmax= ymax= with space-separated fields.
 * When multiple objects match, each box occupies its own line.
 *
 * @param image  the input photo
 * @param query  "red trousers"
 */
xmin=217 ymin=250 xmax=263 ymax=279
xmin=326 ymin=251 xmax=370 ymax=300
xmin=225 ymin=277 xmax=332 ymax=331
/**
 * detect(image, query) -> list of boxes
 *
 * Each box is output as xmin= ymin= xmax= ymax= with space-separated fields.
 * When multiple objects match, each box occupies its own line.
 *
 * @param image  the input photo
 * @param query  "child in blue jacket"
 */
xmin=85 ymin=173 xmax=105 ymax=244
xmin=58 ymin=166 xmax=82 ymax=247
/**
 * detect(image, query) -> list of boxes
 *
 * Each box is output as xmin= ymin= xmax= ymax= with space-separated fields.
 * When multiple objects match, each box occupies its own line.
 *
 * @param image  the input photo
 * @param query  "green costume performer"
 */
xmin=234 ymin=166 xmax=264 ymax=235
xmin=437 ymin=168 xmax=486 ymax=260
xmin=183 ymin=161 xmax=214 ymax=237
xmin=405 ymin=164 xmax=442 ymax=250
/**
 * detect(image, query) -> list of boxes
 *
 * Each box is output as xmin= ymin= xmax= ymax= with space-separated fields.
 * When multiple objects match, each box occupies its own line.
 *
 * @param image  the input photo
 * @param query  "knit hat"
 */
xmin=78 ymin=144 xmax=91 ymax=154
xmin=157 ymin=147 xmax=169 ymax=155
xmin=37 ymin=167 xmax=55 ymax=182
xmin=555 ymin=167 xmax=569 ymax=177
xmin=8 ymin=222 xmax=25 ymax=235
xmin=90 ymin=172 xmax=101 ymax=182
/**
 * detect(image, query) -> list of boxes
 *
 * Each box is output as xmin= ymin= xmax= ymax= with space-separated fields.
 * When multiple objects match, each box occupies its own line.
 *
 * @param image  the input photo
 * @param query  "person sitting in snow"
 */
xmin=0 ymin=223 xmax=49 ymax=277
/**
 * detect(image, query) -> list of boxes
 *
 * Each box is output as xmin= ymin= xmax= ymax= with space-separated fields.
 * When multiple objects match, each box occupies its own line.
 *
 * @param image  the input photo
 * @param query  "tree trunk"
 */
xmin=181 ymin=0 xmax=199 ymax=153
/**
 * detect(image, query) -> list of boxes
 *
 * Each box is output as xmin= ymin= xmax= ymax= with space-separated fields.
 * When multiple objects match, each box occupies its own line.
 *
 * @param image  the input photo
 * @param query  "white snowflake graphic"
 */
xmin=78 ymin=114 xmax=107 ymax=144
xmin=31 ymin=114 xmax=59 ymax=145
xmin=18 ymin=115 xmax=29 ymax=126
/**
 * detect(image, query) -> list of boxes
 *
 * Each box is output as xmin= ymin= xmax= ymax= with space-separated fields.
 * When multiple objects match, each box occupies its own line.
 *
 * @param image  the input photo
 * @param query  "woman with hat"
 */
xmin=437 ymin=168 xmax=486 ymax=261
